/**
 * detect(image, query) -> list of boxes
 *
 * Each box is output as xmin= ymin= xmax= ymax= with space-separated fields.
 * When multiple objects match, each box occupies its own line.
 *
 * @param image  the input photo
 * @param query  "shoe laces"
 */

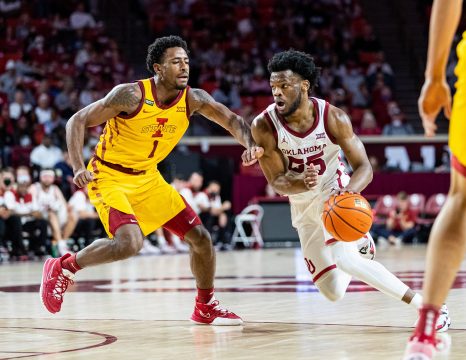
xmin=53 ymin=271 xmax=74 ymax=301
xmin=210 ymin=300 xmax=231 ymax=315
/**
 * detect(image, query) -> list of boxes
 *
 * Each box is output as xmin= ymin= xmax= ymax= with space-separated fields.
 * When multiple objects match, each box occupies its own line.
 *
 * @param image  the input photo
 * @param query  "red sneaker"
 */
xmin=403 ymin=337 xmax=436 ymax=360
xmin=403 ymin=333 xmax=451 ymax=360
xmin=191 ymin=298 xmax=243 ymax=326
xmin=40 ymin=253 xmax=75 ymax=313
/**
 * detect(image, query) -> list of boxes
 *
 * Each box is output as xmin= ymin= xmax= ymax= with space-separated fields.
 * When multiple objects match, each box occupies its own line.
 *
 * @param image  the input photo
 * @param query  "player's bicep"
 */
xmin=328 ymin=105 xmax=370 ymax=170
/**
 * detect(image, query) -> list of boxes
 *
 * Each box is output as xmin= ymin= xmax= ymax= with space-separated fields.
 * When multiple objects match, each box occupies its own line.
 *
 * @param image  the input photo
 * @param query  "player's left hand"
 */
xmin=242 ymin=146 xmax=264 ymax=166
xmin=304 ymin=164 xmax=319 ymax=189
xmin=331 ymin=187 xmax=358 ymax=196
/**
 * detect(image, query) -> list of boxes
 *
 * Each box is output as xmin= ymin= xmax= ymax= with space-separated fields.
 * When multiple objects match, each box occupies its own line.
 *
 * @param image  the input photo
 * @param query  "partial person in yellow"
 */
xmin=404 ymin=0 xmax=466 ymax=359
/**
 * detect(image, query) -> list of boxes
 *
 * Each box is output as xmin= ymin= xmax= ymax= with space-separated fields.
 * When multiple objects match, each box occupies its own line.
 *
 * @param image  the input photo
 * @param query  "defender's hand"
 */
xmin=73 ymin=169 xmax=94 ymax=188
xmin=242 ymin=146 xmax=264 ymax=166
xmin=418 ymin=79 xmax=452 ymax=137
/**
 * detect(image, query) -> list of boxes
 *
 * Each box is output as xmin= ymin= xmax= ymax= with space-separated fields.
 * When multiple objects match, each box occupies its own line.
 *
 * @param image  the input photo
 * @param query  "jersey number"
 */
xmin=287 ymin=150 xmax=326 ymax=174
xmin=148 ymin=118 xmax=168 ymax=158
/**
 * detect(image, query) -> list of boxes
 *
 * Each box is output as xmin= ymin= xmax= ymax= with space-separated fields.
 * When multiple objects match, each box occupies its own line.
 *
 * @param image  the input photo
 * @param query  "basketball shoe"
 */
xmin=403 ymin=333 xmax=451 ymax=360
xmin=357 ymin=236 xmax=376 ymax=260
xmin=40 ymin=253 xmax=75 ymax=313
xmin=414 ymin=304 xmax=451 ymax=333
xmin=191 ymin=297 xmax=243 ymax=326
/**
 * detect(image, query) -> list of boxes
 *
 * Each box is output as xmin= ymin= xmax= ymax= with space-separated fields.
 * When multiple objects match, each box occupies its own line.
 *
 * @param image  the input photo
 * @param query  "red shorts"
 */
xmin=108 ymin=197 xmax=202 ymax=239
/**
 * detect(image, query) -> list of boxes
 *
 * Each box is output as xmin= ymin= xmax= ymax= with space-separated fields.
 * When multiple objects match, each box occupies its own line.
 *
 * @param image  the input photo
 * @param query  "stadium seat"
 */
xmin=417 ymin=193 xmax=447 ymax=226
xmin=373 ymin=194 xmax=396 ymax=225
xmin=408 ymin=193 xmax=426 ymax=217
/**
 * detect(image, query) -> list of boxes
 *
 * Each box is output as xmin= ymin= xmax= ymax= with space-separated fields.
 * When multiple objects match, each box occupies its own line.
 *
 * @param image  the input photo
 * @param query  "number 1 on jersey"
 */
xmin=148 ymin=117 xmax=168 ymax=158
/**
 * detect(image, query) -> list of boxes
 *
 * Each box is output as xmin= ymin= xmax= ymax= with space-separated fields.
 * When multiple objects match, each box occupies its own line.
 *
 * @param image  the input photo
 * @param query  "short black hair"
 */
xmin=267 ymin=50 xmax=320 ymax=90
xmin=146 ymin=35 xmax=189 ymax=75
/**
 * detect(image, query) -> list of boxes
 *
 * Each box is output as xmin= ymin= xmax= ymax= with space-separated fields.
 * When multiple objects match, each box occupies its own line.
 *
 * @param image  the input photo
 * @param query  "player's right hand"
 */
xmin=418 ymin=79 xmax=452 ymax=137
xmin=73 ymin=169 xmax=94 ymax=188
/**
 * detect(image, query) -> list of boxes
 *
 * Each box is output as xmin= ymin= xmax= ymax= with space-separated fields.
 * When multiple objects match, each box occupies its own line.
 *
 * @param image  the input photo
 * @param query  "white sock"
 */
xmin=409 ymin=293 xmax=423 ymax=309
xmin=332 ymin=242 xmax=410 ymax=302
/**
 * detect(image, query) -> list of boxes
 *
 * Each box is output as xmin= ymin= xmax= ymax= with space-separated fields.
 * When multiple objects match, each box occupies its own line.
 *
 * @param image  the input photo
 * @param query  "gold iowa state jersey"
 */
xmin=94 ymin=78 xmax=190 ymax=171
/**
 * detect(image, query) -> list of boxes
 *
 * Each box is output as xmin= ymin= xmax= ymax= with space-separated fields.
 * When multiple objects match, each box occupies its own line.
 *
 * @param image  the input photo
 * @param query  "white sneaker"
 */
xmin=141 ymin=239 xmax=161 ymax=255
xmin=357 ymin=236 xmax=376 ymax=260
xmin=57 ymin=240 xmax=72 ymax=256
xmin=171 ymin=235 xmax=190 ymax=253
xmin=436 ymin=304 xmax=451 ymax=333
xmin=159 ymin=243 xmax=177 ymax=254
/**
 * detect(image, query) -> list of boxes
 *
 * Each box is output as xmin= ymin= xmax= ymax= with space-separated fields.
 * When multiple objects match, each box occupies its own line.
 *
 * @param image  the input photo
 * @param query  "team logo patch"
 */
xmin=176 ymin=106 xmax=186 ymax=113
xmin=354 ymin=198 xmax=369 ymax=209
xmin=316 ymin=132 xmax=326 ymax=140
xmin=144 ymin=99 xmax=154 ymax=106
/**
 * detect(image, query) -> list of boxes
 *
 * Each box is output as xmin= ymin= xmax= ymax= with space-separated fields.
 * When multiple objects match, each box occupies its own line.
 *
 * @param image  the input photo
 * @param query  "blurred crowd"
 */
xmin=141 ymin=0 xmax=411 ymax=135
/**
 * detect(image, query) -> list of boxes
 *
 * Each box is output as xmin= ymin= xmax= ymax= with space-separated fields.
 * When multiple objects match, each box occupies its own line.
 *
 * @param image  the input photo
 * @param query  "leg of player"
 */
xmin=184 ymin=225 xmax=242 ymax=325
xmin=40 ymin=223 xmax=144 ymax=314
xmin=332 ymin=242 xmax=450 ymax=331
xmin=404 ymin=168 xmax=466 ymax=359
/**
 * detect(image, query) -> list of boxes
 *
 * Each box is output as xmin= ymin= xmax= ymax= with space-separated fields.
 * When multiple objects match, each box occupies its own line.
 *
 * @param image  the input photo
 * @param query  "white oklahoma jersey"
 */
xmin=263 ymin=97 xmax=350 ymax=229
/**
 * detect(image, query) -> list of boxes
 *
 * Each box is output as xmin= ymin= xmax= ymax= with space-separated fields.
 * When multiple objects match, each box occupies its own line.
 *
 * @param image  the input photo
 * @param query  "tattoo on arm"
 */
xmin=103 ymin=83 xmax=141 ymax=112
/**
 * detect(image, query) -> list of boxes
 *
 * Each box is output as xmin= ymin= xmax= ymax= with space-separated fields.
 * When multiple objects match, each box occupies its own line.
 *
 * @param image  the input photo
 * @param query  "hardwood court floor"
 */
xmin=1 ymin=246 xmax=465 ymax=359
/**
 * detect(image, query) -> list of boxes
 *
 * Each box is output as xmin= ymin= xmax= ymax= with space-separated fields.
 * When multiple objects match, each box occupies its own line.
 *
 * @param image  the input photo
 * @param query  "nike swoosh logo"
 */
xmin=199 ymin=309 xmax=211 ymax=318
xmin=188 ymin=217 xmax=196 ymax=224
xmin=46 ymin=260 xmax=56 ymax=282
xmin=142 ymin=109 xmax=151 ymax=113
xmin=130 ymin=219 xmax=138 ymax=223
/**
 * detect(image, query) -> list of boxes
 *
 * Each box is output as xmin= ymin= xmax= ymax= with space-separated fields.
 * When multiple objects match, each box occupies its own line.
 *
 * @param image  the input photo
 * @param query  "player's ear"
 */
xmin=302 ymin=80 xmax=310 ymax=93
xmin=153 ymin=63 xmax=162 ymax=75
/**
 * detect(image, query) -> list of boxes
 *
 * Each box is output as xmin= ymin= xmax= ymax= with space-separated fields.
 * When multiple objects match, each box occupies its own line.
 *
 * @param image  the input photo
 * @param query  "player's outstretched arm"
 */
xmin=188 ymin=88 xmax=253 ymax=148
xmin=327 ymin=105 xmax=373 ymax=193
xmin=66 ymin=82 xmax=142 ymax=187
xmin=418 ymin=0 xmax=462 ymax=137
xmin=251 ymin=115 xmax=314 ymax=195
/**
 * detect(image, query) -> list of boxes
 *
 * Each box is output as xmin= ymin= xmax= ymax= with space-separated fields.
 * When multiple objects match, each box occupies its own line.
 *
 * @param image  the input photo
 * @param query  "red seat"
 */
xmin=373 ymin=194 xmax=396 ymax=225
xmin=408 ymin=193 xmax=426 ymax=217
xmin=417 ymin=193 xmax=447 ymax=225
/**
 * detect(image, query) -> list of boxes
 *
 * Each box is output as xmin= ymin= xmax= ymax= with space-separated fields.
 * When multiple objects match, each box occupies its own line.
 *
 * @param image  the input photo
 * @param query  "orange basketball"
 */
xmin=322 ymin=193 xmax=373 ymax=242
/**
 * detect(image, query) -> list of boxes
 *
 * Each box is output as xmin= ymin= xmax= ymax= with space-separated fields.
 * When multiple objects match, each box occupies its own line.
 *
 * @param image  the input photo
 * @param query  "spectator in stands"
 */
xmin=212 ymin=79 xmax=242 ymax=111
xmin=70 ymin=2 xmax=96 ymax=30
xmin=30 ymin=169 xmax=74 ymax=256
xmin=1 ymin=167 xmax=15 ymax=193
xmin=0 ymin=172 xmax=27 ymax=259
xmin=9 ymin=88 xmax=33 ymax=120
xmin=248 ymin=66 xmax=271 ymax=95
xmin=68 ymin=186 xmax=100 ymax=248
xmin=3 ymin=173 xmax=48 ymax=256
xmin=382 ymin=102 xmax=414 ymax=136
xmin=372 ymin=191 xmax=417 ymax=246
xmin=0 ymin=107 xmax=13 ymax=166
xmin=366 ymin=52 xmax=395 ymax=90
xmin=30 ymin=134 xmax=63 ymax=170
xmin=357 ymin=110 xmax=382 ymax=135
xmin=54 ymin=150 xmax=75 ymax=200
xmin=203 ymin=181 xmax=233 ymax=250
xmin=0 ymin=60 xmax=17 ymax=101
xmin=34 ymin=93 xmax=54 ymax=126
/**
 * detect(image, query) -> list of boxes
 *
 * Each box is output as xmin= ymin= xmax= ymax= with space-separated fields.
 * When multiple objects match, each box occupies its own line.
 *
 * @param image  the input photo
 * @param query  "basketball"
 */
xmin=322 ymin=193 xmax=373 ymax=242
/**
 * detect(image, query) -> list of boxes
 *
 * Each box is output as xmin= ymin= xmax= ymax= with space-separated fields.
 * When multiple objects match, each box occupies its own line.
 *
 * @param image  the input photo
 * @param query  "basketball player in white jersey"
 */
xmin=248 ymin=50 xmax=450 ymax=331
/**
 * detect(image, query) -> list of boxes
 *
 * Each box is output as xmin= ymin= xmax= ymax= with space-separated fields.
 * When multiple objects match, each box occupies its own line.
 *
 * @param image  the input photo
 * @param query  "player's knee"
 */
xmin=316 ymin=281 xmax=345 ymax=302
xmin=184 ymin=226 xmax=212 ymax=251
xmin=112 ymin=228 xmax=143 ymax=260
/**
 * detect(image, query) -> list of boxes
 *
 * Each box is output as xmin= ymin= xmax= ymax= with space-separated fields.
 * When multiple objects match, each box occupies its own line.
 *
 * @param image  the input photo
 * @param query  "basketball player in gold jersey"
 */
xmin=40 ymin=36 xmax=261 ymax=325
xmin=404 ymin=0 xmax=466 ymax=358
